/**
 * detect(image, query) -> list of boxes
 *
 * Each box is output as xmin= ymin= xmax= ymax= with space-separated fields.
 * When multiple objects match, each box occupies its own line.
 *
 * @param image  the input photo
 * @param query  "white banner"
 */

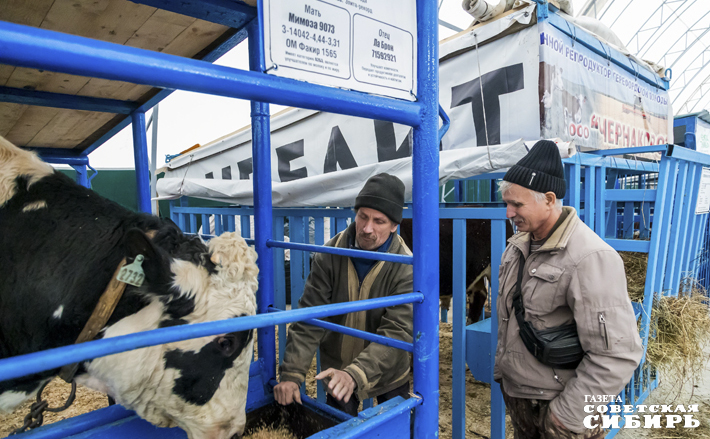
xmin=165 ymin=22 xmax=541 ymax=185
xmin=160 ymin=10 xmax=669 ymax=206
xmin=263 ymin=0 xmax=417 ymax=100
xmin=157 ymin=140 xmax=576 ymax=206
xmin=539 ymin=22 xmax=672 ymax=150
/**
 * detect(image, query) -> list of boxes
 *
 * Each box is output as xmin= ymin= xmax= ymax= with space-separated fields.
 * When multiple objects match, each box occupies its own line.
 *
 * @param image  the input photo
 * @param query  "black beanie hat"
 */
xmin=503 ymin=140 xmax=566 ymax=199
xmin=354 ymin=173 xmax=405 ymax=224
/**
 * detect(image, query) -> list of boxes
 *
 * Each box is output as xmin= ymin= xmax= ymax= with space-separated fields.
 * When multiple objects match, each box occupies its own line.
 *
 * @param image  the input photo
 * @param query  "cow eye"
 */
xmin=215 ymin=335 xmax=238 ymax=356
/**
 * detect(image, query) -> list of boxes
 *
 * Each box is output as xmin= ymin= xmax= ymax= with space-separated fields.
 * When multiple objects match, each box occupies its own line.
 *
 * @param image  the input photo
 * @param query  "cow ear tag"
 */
xmin=117 ymin=255 xmax=146 ymax=287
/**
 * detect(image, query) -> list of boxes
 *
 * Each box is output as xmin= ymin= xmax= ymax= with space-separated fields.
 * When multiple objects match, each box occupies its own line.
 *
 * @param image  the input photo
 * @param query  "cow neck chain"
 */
xmin=10 ymin=380 xmax=77 ymax=435
xmin=58 ymin=229 xmax=159 ymax=384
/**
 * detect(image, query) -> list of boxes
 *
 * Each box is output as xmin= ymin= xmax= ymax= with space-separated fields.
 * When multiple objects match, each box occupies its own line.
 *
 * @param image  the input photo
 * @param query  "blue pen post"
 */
xmin=131 ymin=111 xmax=152 ymax=214
xmin=248 ymin=14 xmax=276 ymax=382
xmin=412 ymin=0 xmax=440 ymax=437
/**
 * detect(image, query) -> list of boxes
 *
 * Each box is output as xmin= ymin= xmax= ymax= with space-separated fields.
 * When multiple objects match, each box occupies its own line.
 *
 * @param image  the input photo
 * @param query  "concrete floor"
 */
xmin=614 ymin=346 xmax=710 ymax=438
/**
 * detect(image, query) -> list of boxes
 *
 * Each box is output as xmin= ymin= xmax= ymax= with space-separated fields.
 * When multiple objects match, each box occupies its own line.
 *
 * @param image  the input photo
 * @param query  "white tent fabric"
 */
xmin=156 ymin=139 xmax=575 ymax=206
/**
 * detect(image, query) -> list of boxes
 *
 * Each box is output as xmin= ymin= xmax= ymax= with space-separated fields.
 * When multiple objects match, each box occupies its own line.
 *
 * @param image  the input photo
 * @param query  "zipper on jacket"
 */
xmin=599 ymin=313 xmax=609 ymax=350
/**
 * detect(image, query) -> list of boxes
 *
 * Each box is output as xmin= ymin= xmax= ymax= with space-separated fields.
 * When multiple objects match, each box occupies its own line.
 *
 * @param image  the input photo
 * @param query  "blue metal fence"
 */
xmin=170 ymin=143 xmax=710 ymax=439
xmin=0 ymin=1 xmax=441 ymax=438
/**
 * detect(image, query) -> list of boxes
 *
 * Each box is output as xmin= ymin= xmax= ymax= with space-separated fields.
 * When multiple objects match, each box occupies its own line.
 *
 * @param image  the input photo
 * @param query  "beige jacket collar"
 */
xmin=508 ymin=206 xmax=580 ymax=254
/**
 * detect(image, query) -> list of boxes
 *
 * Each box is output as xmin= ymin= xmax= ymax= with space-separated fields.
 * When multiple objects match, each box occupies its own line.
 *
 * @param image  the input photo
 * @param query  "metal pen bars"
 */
xmin=0 ymin=1 xmax=442 ymax=437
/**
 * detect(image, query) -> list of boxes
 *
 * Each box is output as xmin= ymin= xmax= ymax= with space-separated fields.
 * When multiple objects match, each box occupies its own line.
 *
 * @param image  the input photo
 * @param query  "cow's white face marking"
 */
xmin=21 ymin=200 xmax=48 ymax=212
xmin=0 ymin=136 xmax=53 ymax=207
xmin=82 ymin=232 xmax=258 ymax=439
xmin=52 ymin=305 xmax=64 ymax=319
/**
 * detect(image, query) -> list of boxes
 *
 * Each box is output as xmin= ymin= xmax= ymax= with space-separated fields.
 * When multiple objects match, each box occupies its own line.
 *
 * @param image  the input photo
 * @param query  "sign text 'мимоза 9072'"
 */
xmin=263 ymin=0 xmax=417 ymax=101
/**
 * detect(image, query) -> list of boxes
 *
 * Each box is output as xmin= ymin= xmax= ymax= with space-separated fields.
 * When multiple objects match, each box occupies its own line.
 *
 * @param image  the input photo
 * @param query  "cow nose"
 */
xmin=230 ymin=434 xmax=242 ymax=439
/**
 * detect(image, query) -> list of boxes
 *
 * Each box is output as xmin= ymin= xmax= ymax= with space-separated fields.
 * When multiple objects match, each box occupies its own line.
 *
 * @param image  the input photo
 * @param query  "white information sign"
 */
xmin=695 ymin=121 xmax=710 ymax=156
xmin=263 ymin=0 xmax=417 ymax=100
xmin=695 ymin=167 xmax=710 ymax=215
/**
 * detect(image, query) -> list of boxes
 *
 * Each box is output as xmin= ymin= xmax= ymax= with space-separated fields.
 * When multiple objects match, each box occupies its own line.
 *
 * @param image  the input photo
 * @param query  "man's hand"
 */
xmin=315 ymin=368 xmax=356 ymax=403
xmin=548 ymin=409 xmax=567 ymax=431
xmin=273 ymin=381 xmax=302 ymax=406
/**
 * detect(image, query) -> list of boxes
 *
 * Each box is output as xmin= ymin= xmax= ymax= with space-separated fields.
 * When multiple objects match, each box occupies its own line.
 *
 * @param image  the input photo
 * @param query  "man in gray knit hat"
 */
xmin=495 ymin=140 xmax=642 ymax=438
xmin=274 ymin=173 xmax=413 ymax=416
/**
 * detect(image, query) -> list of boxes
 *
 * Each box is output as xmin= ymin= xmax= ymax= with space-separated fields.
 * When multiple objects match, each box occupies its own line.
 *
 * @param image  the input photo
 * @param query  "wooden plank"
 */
xmin=59 ymin=112 xmax=117 ymax=147
xmin=0 ymin=0 xmax=55 ymax=27
xmin=30 ymin=109 xmax=112 ymax=148
xmin=77 ymin=78 xmax=151 ymax=101
xmin=6 ymin=67 xmax=91 ymax=95
xmin=0 ymin=66 xmax=14 ymax=86
xmin=0 ymin=0 xmax=236 ymax=152
xmin=41 ymin=0 xmax=156 ymax=45
xmin=125 ymin=8 xmax=196 ymax=51
xmin=5 ymin=106 xmax=58 ymax=147
xmin=163 ymin=19 xmax=231 ymax=58
xmin=0 ymin=102 xmax=28 ymax=137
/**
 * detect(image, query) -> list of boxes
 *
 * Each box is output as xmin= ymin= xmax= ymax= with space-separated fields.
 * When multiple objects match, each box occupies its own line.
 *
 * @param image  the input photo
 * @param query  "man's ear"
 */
xmin=545 ymin=192 xmax=557 ymax=207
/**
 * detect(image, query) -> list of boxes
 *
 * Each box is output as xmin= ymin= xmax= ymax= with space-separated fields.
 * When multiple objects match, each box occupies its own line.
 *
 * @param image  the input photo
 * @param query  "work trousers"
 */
xmin=501 ymin=384 xmax=605 ymax=439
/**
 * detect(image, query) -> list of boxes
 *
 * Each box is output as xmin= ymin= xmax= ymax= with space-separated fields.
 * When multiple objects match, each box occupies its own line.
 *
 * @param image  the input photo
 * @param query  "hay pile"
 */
xmin=620 ymin=251 xmax=710 ymax=393
xmin=646 ymin=286 xmax=710 ymax=394
xmin=619 ymin=251 xmax=648 ymax=302
xmin=243 ymin=425 xmax=296 ymax=439
xmin=0 ymin=379 xmax=108 ymax=437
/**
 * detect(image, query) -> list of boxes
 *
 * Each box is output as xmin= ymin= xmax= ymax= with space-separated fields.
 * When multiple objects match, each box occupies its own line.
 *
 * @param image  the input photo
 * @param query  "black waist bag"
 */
xmin=511 ymin=253 xmax=584 ymax=369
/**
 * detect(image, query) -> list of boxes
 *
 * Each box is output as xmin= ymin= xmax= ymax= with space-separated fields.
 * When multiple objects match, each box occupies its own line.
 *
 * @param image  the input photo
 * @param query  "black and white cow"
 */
xmin=0 ymin=136 xmax=258 ymax=439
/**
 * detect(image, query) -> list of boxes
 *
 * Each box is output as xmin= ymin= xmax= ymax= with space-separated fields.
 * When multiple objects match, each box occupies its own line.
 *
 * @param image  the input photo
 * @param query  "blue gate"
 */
xmin=0 ymin=1 xmax=442 ymax=438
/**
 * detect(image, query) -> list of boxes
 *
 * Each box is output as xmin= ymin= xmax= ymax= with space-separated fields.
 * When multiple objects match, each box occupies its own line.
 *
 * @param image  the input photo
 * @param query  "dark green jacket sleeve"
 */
xmin=279 ymin=252 xmax=332 ymax=384
xmin=345 ymin=263 xmax=414 ymax=399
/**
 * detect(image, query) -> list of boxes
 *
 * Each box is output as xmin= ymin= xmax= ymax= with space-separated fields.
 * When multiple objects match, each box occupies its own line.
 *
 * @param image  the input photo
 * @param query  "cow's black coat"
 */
xmin=399 ymin=216 xmax=513 ymax=321
xmin=164 ymin=327 xmax=253 ymax=405
xmin=0 ymin=171 xmax=213 ymax=393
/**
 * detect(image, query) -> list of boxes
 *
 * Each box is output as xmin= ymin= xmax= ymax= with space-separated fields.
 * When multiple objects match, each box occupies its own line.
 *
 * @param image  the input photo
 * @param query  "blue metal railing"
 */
xmin=0 ymin=21 xmax=422 ymax=128
xmin=0 ymin=1 xmax=441 ymax=437
xmin=0 ymin=293 xmax=423 ymax=383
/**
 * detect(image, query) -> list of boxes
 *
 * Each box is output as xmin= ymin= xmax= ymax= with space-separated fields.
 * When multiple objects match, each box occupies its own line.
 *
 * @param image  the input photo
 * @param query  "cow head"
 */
xmin=79 ymin=230 xmax=258 ymax=439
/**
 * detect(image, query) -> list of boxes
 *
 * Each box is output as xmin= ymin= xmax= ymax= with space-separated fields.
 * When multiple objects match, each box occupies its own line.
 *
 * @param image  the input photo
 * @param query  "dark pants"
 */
xmin=326 ymin=381 xmax=410 ymax=417
xmin=501 ymin=384 xmax=605 ymax=439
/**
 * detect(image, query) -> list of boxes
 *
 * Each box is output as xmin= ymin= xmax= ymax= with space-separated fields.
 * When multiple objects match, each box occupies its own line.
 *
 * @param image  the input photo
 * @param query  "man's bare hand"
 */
xmin=548 ymin=409 xmax=567 ymax=431
xmin=315 ymin=368 xmax=356 ymax=403
xmin=273 ymin=381 xmax=302 ymax=406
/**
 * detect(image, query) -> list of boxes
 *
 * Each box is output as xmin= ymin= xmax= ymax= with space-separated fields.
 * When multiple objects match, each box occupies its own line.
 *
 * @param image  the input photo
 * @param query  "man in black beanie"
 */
xmin=494 ymin=140 xmax=642 ymax=438
xmin=275 ymin=173 xmax=413 ymax=417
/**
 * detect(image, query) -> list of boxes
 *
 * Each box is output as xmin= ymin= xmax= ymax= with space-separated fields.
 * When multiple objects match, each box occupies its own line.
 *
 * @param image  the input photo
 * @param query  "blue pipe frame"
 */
xmin=0 ymin=293 xmax=423 ymax=383
xmin=131 ymin=111 xmax=152 ymax=214
xmin=0 ymin=2 xmax=441 ymax=438
xmin=0 ymin=21 xmax=422 ymax=127
xmin=247 ymin=14 xmax=277 ymax=386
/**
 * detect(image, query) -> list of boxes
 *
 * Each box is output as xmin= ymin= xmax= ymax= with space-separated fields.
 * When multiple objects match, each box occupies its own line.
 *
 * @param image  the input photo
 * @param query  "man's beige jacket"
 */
xmin=494 ymin=207 xmax=643 ymax=433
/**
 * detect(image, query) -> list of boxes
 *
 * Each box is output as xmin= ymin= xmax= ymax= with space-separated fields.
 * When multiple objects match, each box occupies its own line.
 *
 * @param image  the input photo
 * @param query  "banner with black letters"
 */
xmin=160 ymin=8 xmax=669 ymax=205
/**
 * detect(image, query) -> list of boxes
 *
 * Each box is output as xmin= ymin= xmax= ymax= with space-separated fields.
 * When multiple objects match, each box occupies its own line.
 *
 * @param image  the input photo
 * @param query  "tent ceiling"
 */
xmin=579 ymin=0 xmax=710 ymax=115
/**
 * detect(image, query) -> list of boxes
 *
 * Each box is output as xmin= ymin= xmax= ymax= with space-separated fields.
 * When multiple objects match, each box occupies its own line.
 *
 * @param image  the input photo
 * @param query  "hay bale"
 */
xmin=243 ymin=425 xmax=297 ymax=439
xmin=619 ymin=251 xmax=648 ymax=303
xmin=647 ymin=283 xmax=710 ymax=394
